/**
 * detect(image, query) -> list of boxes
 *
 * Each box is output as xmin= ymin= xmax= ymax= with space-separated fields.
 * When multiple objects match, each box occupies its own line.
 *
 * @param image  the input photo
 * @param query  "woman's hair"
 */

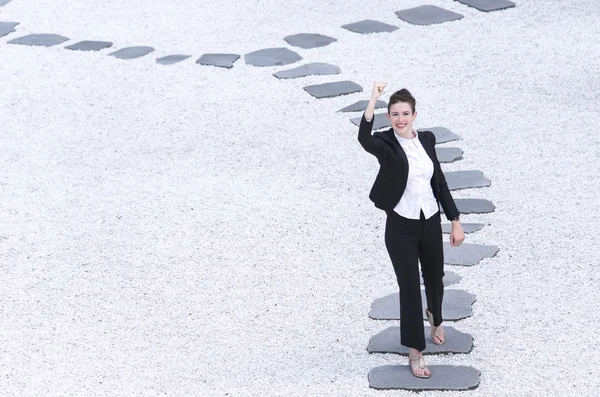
xmin=387 ymin=89 xmax=416 ymax=114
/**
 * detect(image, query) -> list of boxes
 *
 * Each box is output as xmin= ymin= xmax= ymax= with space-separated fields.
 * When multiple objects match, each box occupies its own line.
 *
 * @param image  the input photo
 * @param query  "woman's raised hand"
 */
xmin=371 ymin=82 xmax=386 ymax=100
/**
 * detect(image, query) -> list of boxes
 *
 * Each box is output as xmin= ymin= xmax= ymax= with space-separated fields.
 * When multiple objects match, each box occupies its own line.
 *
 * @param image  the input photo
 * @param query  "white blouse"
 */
xmin=393 ymin=130 xmax=439 ymax=220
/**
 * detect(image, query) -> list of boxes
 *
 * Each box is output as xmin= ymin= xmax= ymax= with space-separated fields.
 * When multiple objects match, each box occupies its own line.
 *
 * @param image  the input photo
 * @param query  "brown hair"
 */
xmin=387 ymin=89 xmax=416 ymax=114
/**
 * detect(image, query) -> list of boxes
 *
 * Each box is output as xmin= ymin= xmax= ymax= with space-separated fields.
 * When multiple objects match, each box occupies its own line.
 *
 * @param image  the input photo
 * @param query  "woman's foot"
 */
xmin=426 ymin=309 xmax=446 ymax=345
xmin=408 ymin=348 xmax=430 ymax=378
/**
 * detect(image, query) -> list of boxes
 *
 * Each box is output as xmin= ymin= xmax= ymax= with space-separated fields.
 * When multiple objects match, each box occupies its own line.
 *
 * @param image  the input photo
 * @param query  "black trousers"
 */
xmin=384 ymin=210 xmax=444 ymax=352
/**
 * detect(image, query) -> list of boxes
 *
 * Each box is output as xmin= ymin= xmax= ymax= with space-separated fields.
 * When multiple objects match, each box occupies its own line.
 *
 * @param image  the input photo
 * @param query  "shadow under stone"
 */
xmin=369 ymin=289 xmax=476 ymax=321
xmin=283 ymin=33 xmax=336 ymax=49
xmin=0 ymin=22 xmax=18 ymax=38
xmin=156 ymin=54 xmax=191 ymax=65
xmin=109 ymin=46 xmax=154 ymax=59
xmin=8 ymin=33 xmax=69 ymax=47
xmin=342 ymin=19 xmax=398 ymax=34
xmin=368 ymin=325 xmax=473 ymax=355
xmin=442 ymin=223 xmax=485 ymax=234
xmin=273 ymin=62 xmax=340 ymax=79
xmin=446 ymin=170 xmax=491 ymax=191
xmin=455 ymin=0 xmax=516 ymax=12
xmin=369 ymin=365 xmax=480 ymax=391
xmin=444 ymin=242 xmax=499 ymax=266
xmin=441 ymin=199 xmax=495 ymax=214
xmin=338 ymin=100 xmax=386 ymax=113
xmin=197 ymin=53 xmax=240 ymax=68
xmin=304 ymin=80 xmax=362 ymax=99
xmin=245 ymin=47 xmax=302 ymax=67
xmin=65 ymin=40 xmax=113 ymax=51
xmin=396 ymin=5 xmax=464 ymax=25
xmin=436 ymin=147 xmax=463 ymax=163
xmin=420 ymin=127 xmax=461 ymax=143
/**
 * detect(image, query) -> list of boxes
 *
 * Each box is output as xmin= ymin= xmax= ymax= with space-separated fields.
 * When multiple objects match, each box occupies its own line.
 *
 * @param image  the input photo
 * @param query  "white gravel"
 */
xmin=1 ymin=0 xmax=600 ymax=396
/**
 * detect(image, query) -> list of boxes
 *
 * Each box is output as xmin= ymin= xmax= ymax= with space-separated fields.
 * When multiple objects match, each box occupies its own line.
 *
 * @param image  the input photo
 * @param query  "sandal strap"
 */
xmin=409 ymin=355 xmax=427 ymax=369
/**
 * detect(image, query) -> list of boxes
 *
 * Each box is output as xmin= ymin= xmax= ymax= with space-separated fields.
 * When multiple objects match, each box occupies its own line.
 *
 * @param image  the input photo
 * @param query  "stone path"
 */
xmin=0 ymin=0 xmax=513 ymax=391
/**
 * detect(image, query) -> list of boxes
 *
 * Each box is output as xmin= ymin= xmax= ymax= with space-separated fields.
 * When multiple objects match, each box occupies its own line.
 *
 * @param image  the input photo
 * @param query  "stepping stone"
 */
xmin=8 ymin=33 xmax=69 ymax=47
xmin=442 ymin=223 xmax=485 ymax=234
xmin=196 ymin=53 xmax=240 ymax=69
xmin=304 ymin=80 xmax=362 ymax=99
xmin=156 ymin=54 xmax=191 ymax=65
xmin=455 ymin=0 xmax=516 ymax=12
xmin=109 ymin=46 xmax=154 ymax=60
xmin=273 ymin=62 xmax=340 ymax=79
xmin=421 ymin=271 xmax=462 ymax=286
xmin=338 ymin=100 xmax=387 ymax=113
xmin=368 ymin=325 xmax=473 ymax=355
xmin=283 ymin=33 xmax=336 ymax=49
xmin=436 ymin=147 xmax=463 ymax=163
xmin=0 ymin=0 xmax=12 ymax=6
xmin=350 ymin=113 xmax=389 ymax=130
xmin=441 ymin=199 xmax=495 ymax=214
xmin=369 ymin=365 xmax=480 ymax=390
xmin=444 ymin=242 xmax=499 ymax=266
xmin=446 ymin=170 xmax=491 ymax=191
xmin=369 ymin=289 xmax=475 ymax=321
xmin=419 ymin=127 xmax=460 ymax=143
xmin=65 ymin=40 xmax=112 ymax=51
xmin=0 ymin=22 xmax=18 ymax=38
xmin=245 ymin=47 xmax=302 ymax=67
xmin=342 ymin=20 xmax=398 ymax=34
xmin=396 ymin=5 xmax=464 ymax=25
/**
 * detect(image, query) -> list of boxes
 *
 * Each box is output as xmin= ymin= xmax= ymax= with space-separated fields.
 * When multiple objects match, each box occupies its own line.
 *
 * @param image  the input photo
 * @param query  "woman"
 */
xmin=358 ymin=82 xmax=465 ymax=378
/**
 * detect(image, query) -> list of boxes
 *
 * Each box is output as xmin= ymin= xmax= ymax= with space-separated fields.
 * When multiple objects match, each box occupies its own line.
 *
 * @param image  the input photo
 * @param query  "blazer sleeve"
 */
xmin=429 ymin=131 xmax=460 ymax=221
xmin=357 ymin=113 xmax=390 ymax=165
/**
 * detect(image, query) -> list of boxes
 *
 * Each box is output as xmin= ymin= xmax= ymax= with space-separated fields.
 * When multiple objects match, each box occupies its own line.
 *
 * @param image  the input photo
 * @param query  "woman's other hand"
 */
xmin=371 ymin=82 xmax=386 ymax=100
xmin=450 ymin=221 xmax=465 ymax=247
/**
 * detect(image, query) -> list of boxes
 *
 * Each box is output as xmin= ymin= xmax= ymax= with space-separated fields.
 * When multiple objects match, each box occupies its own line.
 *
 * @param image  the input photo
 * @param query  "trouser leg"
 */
xmin=418 ymin=211 xmax=445 ymax=326
xmin=385 ymin=211 xmax=426 ymax=352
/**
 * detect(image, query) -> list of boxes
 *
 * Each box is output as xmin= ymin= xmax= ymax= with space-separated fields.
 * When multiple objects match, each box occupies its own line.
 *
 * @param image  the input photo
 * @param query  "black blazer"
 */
xmin=357 ymin=114 xmax=460 ymax=221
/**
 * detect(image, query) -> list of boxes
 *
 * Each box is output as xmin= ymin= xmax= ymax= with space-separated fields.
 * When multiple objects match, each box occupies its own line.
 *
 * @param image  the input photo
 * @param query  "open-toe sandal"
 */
xmin=408 ymin=354 xmax=431 ymax=379
xmin=426 ymin=309 xmax=446 ymax=345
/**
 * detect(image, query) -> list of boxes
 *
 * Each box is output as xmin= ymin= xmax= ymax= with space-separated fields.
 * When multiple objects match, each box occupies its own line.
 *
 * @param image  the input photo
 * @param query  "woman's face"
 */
xmin=387 ymin=102 xmax=417 ymax=135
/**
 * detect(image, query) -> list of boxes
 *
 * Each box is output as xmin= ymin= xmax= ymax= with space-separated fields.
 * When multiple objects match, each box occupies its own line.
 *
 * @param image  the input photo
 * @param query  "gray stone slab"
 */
xmin=444 ymin=242 xmax=499 ymax=266
xmin=350 ymin=112 xmax=389 ymax=130
xmin=436 ymin=147 xmax=463 ymax=163
xmin=156 ymin=54 xmax=191 ymax=65
xmin=369 ymin=365 xmax=480 ymax=391
xmin=368 ymin=325 xmax=473 ymax=355
xmin=342 ymin=20 xmax=398 ymax=34
xmin=273 ymin=62 xmax=340 ymax=79
xmin=283 ymin=33 xmax=336 ymax=49
xmin=109 ymin=46 xmax=154 ymax=60
xmin=419 ymin=127 xmax=460 ymax=143
xmin=441 ymin=199 xmax=495 ymax=214
xmin=245 ymin=47 xmax=302 ymax=67
xmin=8 ymin=33 xmax=69 ymax=47
xmin=304 ymin=80 xmax=362 ymax=99
xmin=446 ymin=170 xmax=491 ymax=191
xmin=0 ymin=22 xmax=18 ymax=38
xmin=421 ymin=271 xmax=462 ymax=286
xmin=441 ymin=223 xmax=486 ymax=234
xmin=196 ymin=53 xmax=240 ymax=69
xmin=396 ymin=5 xmax=464 ymax=26
xmin=0 ymin=0 xmax=12 ymax=6
xmin=369 ymin=289 xmax=475 ymax=321
xmin=65 ymin=40 xmax=113 ymax=51
xmin=455 ymin=0 xmax=516 ymax=12
xmin=338 ymin=100 xmax=387 ymax=113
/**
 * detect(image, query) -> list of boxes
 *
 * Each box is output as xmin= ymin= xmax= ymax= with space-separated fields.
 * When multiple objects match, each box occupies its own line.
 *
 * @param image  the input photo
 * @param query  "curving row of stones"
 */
xmin=1 ymin=0 xmax=509 ymax=392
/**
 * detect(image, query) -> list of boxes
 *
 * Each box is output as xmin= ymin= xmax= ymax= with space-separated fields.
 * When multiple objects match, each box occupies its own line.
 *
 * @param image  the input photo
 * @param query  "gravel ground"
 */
xmin=1 ymin=0 xmax=599 ymax=396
